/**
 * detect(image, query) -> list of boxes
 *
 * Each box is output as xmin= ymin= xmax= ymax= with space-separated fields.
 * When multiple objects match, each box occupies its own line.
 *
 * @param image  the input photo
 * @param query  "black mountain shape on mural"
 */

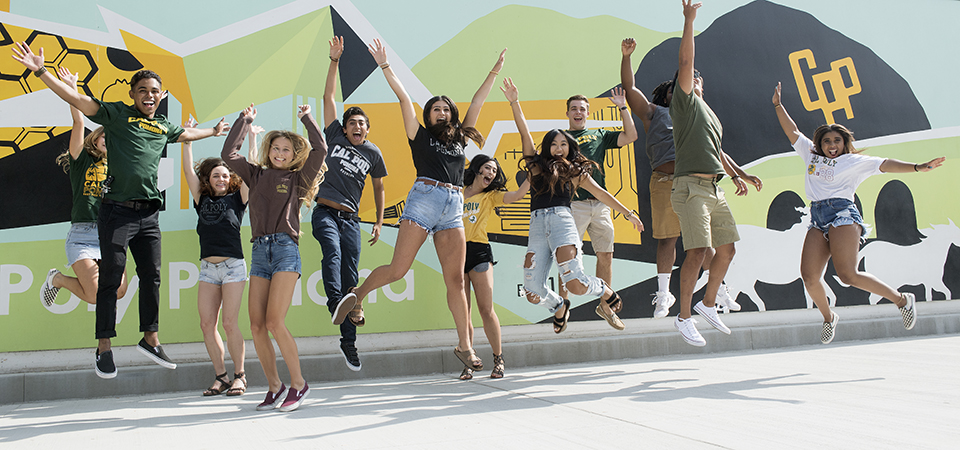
xmin=611 ymin=0 xmax=929 ymax=168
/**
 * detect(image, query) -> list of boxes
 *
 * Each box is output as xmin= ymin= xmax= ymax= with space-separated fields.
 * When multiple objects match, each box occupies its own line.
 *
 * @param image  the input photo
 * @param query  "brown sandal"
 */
xmin=225 ymin=372 xmax=246 ymax=396
xmin=203 ymin=372 xmax=230 ymax=396
xmin=454 ymin=347 xmax=483 ymax=371
xmin=490 ymin=354 xmax=504 ymax=379
xmin=348 ymin=298 xmax=365 ymax=327
xmin=459 ymin=367 xmax=474 ymax=380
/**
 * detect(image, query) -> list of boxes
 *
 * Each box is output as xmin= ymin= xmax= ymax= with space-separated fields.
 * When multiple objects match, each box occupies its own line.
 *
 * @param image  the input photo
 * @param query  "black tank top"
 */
xmin=530 ymin=172 xmax=573 ymax=211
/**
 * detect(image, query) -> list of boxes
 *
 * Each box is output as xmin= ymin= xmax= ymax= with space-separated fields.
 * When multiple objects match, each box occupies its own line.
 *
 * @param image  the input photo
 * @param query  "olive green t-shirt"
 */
xmin=669 ymin=86 xmax=725 ymax=177
xmin=568 ymin=128 xmax=621 ymax=201
xmin=68 ymin=149 xmax=106 ymax=223
xmin=87 ymin=99 xmax=184 ymax=202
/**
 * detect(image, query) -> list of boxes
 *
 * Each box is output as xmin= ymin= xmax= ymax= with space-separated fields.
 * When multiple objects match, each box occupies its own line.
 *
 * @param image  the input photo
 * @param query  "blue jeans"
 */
xmin=96 ymin=201 xmax=162 ymax=339
xmin=524 ymin=206 xmax=605 ymax=313
xmin=312 ymin=205 xmax=361 ymax=344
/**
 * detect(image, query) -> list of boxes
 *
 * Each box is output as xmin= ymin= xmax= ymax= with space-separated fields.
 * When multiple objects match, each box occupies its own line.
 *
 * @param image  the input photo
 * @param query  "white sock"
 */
xmin=657 ymin=273 xmax=671 ymax=293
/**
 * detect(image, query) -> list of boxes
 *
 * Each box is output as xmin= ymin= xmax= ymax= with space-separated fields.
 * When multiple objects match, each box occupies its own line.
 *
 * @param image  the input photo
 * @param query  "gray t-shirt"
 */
xmin=317 ymin=121 xmax=388 ymax=212
xmin=646 ymin=105 xmax=676 ymax=170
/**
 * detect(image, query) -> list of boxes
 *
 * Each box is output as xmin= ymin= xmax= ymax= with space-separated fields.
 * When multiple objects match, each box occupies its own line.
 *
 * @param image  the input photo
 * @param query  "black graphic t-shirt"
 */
xmin=409 ymin=125 xmax=465 ymax=186
xmin=317 ymin=121 xmax=388 ymax=212
xmin=194 ymin=190 xmax=246 ymax=260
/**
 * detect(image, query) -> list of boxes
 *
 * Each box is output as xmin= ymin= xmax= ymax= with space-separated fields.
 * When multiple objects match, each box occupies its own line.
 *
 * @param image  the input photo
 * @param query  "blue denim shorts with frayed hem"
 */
xmin=65 ymin=222 xmax=101 ymax=266
xmin=399 ymin=179 xmax=464 ymax=235
xmin=809 ymin=197 xmax=867 ymax=239
xmin=199 ymin=257 xmax=248 ymax=285
xmin=250 ymin=233 xmax=301 ymax=280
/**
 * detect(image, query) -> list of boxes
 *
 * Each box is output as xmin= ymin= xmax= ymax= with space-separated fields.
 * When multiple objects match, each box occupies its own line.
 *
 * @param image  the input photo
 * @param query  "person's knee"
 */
xmin=564 ymin=279 xmax=588 ymax=296
xmin=264 ymin=317 xmax=285 ymax=334
xmin=200 ymin=316 xmax=218 ymax=333
xmin=834 ymin=267 xmax=858 ymax=285
xmin=249 ymin=318 xmax=267 ymax=335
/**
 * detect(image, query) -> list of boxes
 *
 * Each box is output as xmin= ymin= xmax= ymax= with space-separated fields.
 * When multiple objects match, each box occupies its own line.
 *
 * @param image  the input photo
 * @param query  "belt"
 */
xmin=318 ymin=203 xmax=360 ymax=222
xmin=416 ymin=177 xmax=463 ymax=193
xmin=102 ymin=198 xmax=159 ymax=211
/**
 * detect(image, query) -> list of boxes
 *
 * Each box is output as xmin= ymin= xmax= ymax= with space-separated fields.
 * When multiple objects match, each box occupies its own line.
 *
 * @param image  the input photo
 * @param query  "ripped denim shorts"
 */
xmin=809 ymin=197 xmax=867 ymax=239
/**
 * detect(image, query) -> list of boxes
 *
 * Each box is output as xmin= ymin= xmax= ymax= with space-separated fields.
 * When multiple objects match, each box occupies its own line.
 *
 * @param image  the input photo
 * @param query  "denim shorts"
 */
xmin=199 ymin=257 xmax=248 ymax=285
xmin=250 ymin=233 xmax=301 ymax=279
xmin=400 ymin=179 xmax=464 ymax=234
xmin=810 ymin=198 xmax=867 ymax=238
xmin=65 ymin=222 xmax=100 ymax=266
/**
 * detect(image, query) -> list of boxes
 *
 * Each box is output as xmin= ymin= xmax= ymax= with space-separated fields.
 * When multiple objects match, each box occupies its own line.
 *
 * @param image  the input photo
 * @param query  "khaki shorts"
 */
xmin=571 ymin=199 xmax=615 ymax=253
xmin=649 ymin=171 xmax=681 ymax=240
xmin=670 ymin=175 xmax=740 ymax=251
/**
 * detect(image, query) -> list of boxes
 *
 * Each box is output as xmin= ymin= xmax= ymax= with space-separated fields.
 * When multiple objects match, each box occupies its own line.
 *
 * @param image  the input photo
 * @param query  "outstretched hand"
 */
xmin=682 ymin=0 xmax=702 ymax=20
xmin=368 ymin=39 xmax=388 ymax=66
xmin=297 ymin=104 xmax=311 ymax=118
xmin=241 ymin=103 xmax=257 ymax=121
xmin=491 ymin=48 xmax=507 ymax=73
xmin=500 ymin=77 xmax=519 ymax=103
xmin=183 ymin=116 xmax=198 ymax=128
xmin=772 ymin=82 xmax=782 ymax=106
xmin=917 ymin=157 xmax=946 ymax=172
xmin=213 ymin=117 xmax=229 ymax=136
xmin=610 ymin=87 xmax=627 ymax=108
xmin=329 ymin=36 xmax=344 ymax=61
xmin=10 ymin=42 xmax=44 ymax=72
xmin=622 ymin=38 xmax=637 ymax=56
xmin=56 ymin=66 xmax=78 ymax=89
xmin=249 ymin=124 xmax=265 ymax=136
xmin=733 ymin=174 xmax=763 ymax=196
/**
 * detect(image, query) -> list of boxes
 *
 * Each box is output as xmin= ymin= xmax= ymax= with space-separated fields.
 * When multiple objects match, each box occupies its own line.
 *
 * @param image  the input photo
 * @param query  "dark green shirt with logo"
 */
xmin=68 ymin=149 xmax=106 ymax=223
xmin=87 ymin=99 xmax=184 ymax=202
xmin=568 ymin=128 xmax=621 ymax=201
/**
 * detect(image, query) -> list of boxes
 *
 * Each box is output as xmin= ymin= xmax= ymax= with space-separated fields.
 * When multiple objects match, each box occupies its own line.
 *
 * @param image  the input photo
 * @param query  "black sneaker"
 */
xmin=339 ymin=341 xmax=362 ymax=371
xmin=137 ymin=338 xmax=177 ymax=369
xmin=95 ymin=349 xmax=117 ymax=379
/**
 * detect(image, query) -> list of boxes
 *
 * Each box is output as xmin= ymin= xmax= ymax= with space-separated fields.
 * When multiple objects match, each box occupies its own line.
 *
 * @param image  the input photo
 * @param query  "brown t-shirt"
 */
xmin=221 ymin=114 xmax=326 ymax=244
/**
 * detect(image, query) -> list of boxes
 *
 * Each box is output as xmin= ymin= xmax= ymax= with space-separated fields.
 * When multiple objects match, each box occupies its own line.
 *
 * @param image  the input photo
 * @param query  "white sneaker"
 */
xmin=40 ymin=268 xmax=60 ymax=307
xmin=674 ymin=316 xmax=705 ymax=347
xmin=899 ymin=292 xmax=917 ymax=330
xmin=694 ymin=300 xmax=731 ymax=334
xmin=651 ymin=291 xmax=676 ymax=318
xmin=715 ymin=285 xmax=740 ymax=311
xmin=821 ymin=311 xmax=839 ymax=344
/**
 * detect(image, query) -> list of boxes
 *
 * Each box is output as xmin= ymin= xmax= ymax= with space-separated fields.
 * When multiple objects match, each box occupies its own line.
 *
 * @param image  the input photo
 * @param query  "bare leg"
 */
xmin=433 ymin=227 xmax=472 ymax=353
xmin=701 ymin=243 xmax=735 ymax=307
xmin=264 ymin=272 xmax=305 ymax=391
xmin=220 ymin=281 xmax=246 ymax=375
xmin=198 ymin=281 xmax=226 ymax=378
xmin=55 ymin=261 xmax=129 ymax=304
xmin=355 ymin=220 xmax=427 ymax=301
xmin=596 ymin=251 xmax=613 ymax=287
xmin=656 ymin=237 xmax=679 ymax=274
xmin=468 ymin=268 xmax=501 ymax=355
xmin=678 ymin=247 xmax=708 ymax=319
xmin=800 ymin=228 xmax=834 ymax=322
xmin=462 ymin=272 xmax=475 ymax=349
xmin=248 ymin=276 xmax=281 ymax=392
xmin=829 ymin=225 xmax=906 ymax=307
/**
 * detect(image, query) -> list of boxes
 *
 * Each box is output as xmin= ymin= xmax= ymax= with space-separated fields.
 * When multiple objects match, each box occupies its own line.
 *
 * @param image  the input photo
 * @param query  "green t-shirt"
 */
xmin=68 ymin=149 xmax=107 ymax=223
xmin=568 ymin=128 xmax=621 ymax=200
xmin=669 ymin=86 xmax=725 ymax=177
xmin=87 ymin=99 xmax=184 ymax=202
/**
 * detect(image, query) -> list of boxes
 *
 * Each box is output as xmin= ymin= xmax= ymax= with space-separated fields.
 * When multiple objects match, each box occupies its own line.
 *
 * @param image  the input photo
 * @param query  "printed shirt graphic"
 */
xmin=409 ymin=125 xmax=466 ymax=186
xmin=68 ymin=150 xmax=106 ymax=223
xmin=316 ymin=121 xmax=388 ymax=212
xmin=194 ymin=191 xmax=246 ymax=260
xmin=794 ymin=135 xmax=883 ymax=202
xmin=568 ymin=128 xmax=621 ymax=200
xmin=87 ymin=99 xmax=184 ymax=202
xmin=463 ymin=190 xmax=507 ymax=244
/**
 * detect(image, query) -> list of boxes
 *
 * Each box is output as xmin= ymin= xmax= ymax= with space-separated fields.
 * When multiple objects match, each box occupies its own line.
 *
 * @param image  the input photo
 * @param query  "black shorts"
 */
xmin=464 ymin=241 xmax=496 ymax=273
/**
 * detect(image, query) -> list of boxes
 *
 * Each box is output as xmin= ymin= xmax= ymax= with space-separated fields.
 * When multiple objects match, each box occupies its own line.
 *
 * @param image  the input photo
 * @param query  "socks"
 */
xmin=657 ymin=273 xmax=671 ymax=293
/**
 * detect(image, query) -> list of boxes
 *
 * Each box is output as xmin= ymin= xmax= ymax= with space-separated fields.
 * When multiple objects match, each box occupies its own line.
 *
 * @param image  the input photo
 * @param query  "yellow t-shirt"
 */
xmin=462 ymin=190 xmax=506 ymax=244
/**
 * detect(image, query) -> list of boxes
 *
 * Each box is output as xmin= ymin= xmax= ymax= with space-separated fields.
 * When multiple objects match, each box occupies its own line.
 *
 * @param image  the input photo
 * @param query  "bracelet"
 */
xmin=329 ymin=56 xmax=339 ymax=62
xmin=732 ymin=175 xmax=741 ymax=180
xmin=624 ymin=210 xmax=637 ymax=220
xmin=619 ymin=106 xmax=628 ymax=111
xmin=379 ymin=62 xmax=390 ymax=69
xmin=774 ymin=103 xmax=782 ymax=108
xmin=914 ymin=164 xmax=919 ymax=172
xmin=509 ymin=100 xmax=518 ymax=106
xmin=490 ymin=71 xmax=499 ymax=76
xmin=34 ymin=66 xmax=47 ymax=77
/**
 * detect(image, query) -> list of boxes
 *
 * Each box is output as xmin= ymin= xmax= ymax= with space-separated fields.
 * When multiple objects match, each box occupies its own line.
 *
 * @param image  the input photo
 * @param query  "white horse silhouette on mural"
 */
xmin=694 ymin=207 xmax=837 ymax=311
xmin=852 ymin=220 xmax=960 ymax=304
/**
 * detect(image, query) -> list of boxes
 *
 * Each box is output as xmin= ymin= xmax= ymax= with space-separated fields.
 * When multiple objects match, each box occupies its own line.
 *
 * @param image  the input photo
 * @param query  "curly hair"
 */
xmin=56 ymin=126 xmax=105 ymax=173
xmin=651 ymin=80 xmax=674 ymax=107
xmin=522 ymin=129 xmax=597 ymax=198
xmin=465 ymin=154 xmax=507 ymax=192
xmin=195 ymin=158 xmax=242 ymax=197
xmin=811 ymin=123 xmax=862 ymax=157
xmin=258 ymin=130 xmax=326 ymax=209
xmin=423 ymin=95 xmax=484 ymax=148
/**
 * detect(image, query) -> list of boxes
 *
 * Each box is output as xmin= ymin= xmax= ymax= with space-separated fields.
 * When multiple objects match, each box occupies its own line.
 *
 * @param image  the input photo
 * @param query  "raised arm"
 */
xmin=463 ymin=48 xmax=507 ymax=129
xmin=323 ymin=36 xmax=344 ymax=129
xmin=611 ymin=87 xmax=638 ymax=147
xmin=368 ymin=39 xmax=418 ymax=140
xmin=621 ymin=38 xmax=655 ymax=129
xmin=677 ymin=0 xmax=702 ymax=96
xmin=720 ymin=150 xmax=762 ymax=196
xmin=772 ymin=82 xmax=802 ymax=145
xmin=57 ymin=67 xmax=86 ymax=160
xmin=180 ymin=117 xmax=202 ymax=203
xmin=12 ymin=42 xmax=100 ymax=116
xmin=241 ymin=124 xmax=264 ymax=203
xmin=178 ymin=117 xmax=228 ymax=142
xmin=500 ymin=78 xmax=535 ymax=157
xmin=369 ymin=177 xmax=386 ymax=245
xmin=503 ymin=176 xmax=530 ymax=204
xmin=879 ymin=157 xmax=946 ymax=174
xmin=578 ymin=175 xmax=644 ymax=232
xmin=221 ymin=104 xmax=256 ymax=184
xmin=298 ymin=105 xmax=328 ymax=178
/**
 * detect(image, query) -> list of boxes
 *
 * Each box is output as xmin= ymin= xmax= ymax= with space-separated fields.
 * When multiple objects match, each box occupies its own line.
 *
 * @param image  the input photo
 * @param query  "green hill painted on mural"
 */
xmin=412 ymin=5 xmax=679 ymax=102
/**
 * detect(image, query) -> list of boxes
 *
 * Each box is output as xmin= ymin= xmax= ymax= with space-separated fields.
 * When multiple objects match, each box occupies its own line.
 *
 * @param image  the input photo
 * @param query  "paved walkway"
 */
xmin=2 ymin=334 xmax=957 ymax=449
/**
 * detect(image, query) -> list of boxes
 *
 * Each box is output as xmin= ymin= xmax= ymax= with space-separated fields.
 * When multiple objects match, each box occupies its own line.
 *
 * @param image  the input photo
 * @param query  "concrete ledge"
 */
xmin=2 ymin=299 xmax=958 ymax=404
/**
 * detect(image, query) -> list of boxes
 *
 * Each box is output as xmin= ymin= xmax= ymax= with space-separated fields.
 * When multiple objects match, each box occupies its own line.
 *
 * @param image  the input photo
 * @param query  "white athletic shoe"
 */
xmin=899 ymin=292 xmax=917 ymax=330
xmin=694 ymin=300 xmax=731 ymax=334
xmin=715 ymin=285 xmax=741 ymax=311
xmin=674 ymin=316 xmax=705 ymax=347
xmin=651 ymin=291 xmax=676 ymax=319
xmin=40 ymin=268 xmax=60 ymax=307
xmin=821 ymin=311 xmax=839 ymax=344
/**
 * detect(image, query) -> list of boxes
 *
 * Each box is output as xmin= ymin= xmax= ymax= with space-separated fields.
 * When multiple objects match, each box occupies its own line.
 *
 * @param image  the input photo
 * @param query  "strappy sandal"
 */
xmin=226 ymin=372 xmax=246 ymax=396
xmin=203 ymin=372 xmax=230 ymax=396
xmin=454 ymin=346 xmax=483 ymax=371
xmin=459 ymin=367 xmax=474 ymax=380
xmin=605 ymin=290 xmax=623 ymax=314
xmin=490 ymin=354 xmax=504 ymax=379
xmin=553 ymin=299 xmax=571 ymax=334
xmin=348 ymin=299 xmax=365 ymax=327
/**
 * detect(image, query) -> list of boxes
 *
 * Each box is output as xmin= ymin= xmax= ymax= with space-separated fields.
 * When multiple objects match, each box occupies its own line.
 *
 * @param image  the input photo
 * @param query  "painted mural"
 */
xmin=1 ymin=0 xmax=957 ymax=352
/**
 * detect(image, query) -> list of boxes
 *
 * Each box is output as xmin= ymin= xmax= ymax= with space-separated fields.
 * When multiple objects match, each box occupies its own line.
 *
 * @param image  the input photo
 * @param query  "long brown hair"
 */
xmin=56 ymin=126 xmax=105 ymax=172
xmin=423 ymin=95 xmax=484 ymax=148
xmin=812 ymin=123 xmax=862 ymax=157
xmin=258 ymin=130 xmax=326 ymax=209
xmin=522 ymin=129 xmax=597 ymax=197
xmin=195 ymin=158 xmax=242 ymax=197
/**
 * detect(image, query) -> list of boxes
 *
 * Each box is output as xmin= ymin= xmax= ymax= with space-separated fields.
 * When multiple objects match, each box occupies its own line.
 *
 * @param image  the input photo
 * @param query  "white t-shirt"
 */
xmin=793 ymin=135 xmax=884 ymax=202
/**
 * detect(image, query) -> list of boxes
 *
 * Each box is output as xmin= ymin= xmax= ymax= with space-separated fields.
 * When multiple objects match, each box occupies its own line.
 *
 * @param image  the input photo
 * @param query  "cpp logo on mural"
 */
xmin=789 ymin=49 xmax=862 ymax=124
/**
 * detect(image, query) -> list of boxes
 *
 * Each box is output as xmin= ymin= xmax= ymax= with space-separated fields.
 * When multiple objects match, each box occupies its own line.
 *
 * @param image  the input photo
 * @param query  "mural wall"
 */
xmin=1 ymin=0 xmax=958 ymax=352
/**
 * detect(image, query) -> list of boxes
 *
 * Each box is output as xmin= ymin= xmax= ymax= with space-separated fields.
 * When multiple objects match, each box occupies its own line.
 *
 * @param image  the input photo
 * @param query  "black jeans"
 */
xmin=95 ymin=201 xmax=162 ymax=339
